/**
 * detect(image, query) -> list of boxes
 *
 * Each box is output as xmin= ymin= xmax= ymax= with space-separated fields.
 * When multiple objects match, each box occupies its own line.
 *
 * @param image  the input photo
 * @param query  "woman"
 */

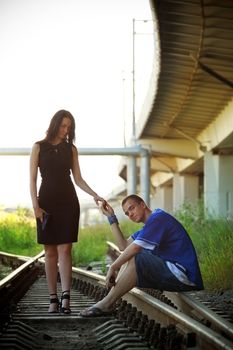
xmin=30 ymin=109 xmax=105 ymax=314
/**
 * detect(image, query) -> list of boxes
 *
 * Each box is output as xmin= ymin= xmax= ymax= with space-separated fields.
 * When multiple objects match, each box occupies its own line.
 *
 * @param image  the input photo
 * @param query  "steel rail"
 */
xmin=164 ymin=290 xmax=233 ymax=342
xmin=106 ymin=241 xmax=233 ymax=348
xmin=0 ymin=250 xmax=44 ymax=289
xmin=0 ymin=250 xmax=233 ymax=349
xmin=69 ymin=266 xmax=233 ymax=350
xmin=127 ymin=289 xmax=233 ymax=350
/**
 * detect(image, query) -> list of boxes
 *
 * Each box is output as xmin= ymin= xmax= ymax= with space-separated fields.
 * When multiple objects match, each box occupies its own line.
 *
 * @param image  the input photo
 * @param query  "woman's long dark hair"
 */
xmin=45 ymin=110 xmax=76 ymax=144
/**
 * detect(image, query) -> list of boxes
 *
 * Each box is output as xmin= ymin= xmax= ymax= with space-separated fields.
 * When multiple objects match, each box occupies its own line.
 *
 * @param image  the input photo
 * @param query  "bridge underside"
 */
xmin=117 ymin=0 xmax=233 ymax=217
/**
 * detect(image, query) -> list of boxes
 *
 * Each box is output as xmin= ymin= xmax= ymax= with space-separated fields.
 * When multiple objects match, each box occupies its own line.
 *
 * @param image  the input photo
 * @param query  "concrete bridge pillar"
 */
xmin=204 ymin=151 xmax=233 ymax=218
xmin=151 ymin=185 xmax=173 ymax=213
xmin=173 ymin=173 xmax=199 ymax=212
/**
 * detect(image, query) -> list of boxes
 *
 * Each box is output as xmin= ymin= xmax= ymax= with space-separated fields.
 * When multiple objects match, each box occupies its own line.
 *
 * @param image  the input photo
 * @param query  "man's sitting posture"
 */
xmin=81 ymin=194 xmax=203 ymax=317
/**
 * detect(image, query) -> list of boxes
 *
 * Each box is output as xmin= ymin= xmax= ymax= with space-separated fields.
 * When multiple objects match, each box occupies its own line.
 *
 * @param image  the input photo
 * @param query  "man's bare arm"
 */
xmin=100 ymin=201 xmax=132 ymax=251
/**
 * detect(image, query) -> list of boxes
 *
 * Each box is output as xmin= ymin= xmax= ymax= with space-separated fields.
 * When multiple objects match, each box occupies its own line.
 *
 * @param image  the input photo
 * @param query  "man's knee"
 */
xmin=116 ymin=257 xmax=137 ymax=283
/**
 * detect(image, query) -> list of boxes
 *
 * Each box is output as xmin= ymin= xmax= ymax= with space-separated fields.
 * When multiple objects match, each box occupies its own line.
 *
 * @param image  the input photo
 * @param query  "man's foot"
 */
xmin=80 ymin=306 xmax=114 ymax=317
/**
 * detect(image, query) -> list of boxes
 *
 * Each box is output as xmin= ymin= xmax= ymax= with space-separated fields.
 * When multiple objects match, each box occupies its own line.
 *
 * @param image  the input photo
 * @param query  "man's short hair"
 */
xmin=121 ymin=194 xmax=144 ymax=207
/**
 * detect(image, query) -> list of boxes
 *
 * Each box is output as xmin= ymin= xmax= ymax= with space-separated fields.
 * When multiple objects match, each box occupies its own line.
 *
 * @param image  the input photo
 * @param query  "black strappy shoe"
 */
xmin=48 ymin=293 xmax=59 ymax=313
xmin=60 ymin=290 xmax=71 ymax=314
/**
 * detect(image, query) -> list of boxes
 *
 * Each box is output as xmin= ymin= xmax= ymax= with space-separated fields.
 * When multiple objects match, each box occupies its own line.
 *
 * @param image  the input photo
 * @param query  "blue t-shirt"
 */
xmin=131 ymin=208 xmax=204 ymax=289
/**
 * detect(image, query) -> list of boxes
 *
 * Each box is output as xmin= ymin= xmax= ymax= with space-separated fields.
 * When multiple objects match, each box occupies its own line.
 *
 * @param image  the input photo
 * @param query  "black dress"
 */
xmin=36 ymin=141 xmax=80 ymax=245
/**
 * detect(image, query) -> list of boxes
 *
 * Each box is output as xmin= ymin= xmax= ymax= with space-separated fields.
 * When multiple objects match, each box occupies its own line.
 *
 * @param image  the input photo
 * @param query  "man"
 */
xmin=80 ymin=194 xmax=204 ymax=317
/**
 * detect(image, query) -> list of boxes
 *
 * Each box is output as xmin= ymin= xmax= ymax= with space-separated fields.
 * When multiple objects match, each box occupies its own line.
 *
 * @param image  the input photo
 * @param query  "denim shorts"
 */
xmin=135 ymin=250 xmax=197 ymax=292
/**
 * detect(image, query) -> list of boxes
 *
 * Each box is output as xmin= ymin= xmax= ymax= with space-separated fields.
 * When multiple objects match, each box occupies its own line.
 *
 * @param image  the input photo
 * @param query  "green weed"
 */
xmin=0 ymin=204 xmax=232 ymax=290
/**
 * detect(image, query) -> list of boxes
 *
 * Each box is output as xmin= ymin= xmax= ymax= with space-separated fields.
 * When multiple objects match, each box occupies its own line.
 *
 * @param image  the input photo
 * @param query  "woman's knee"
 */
xmin=44 ymin=245 xmax=58 ymax=259
xmin=58 ymin=243 xmax=72 ymax=257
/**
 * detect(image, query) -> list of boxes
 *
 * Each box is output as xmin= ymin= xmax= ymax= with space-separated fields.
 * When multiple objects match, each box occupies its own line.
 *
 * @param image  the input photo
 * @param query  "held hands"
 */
xmin=93 ymin=195 xmax=106 ymax=206
xmin=99 ymin=201 xmax=114 ymax=217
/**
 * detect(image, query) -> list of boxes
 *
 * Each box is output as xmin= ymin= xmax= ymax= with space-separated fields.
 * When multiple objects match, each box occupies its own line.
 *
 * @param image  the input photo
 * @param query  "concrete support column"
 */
xmin=140 ymin=149 xmax=150 ymax=206
xmin=151 ymin=186 xmax=173 ymax=213
xmin=127 ymin=156 xmax=137 ymax=195
xmin=204 ymin=151 xmax=233 ymax=218
xmin=173 ymin=173 xmax=199 ymax=211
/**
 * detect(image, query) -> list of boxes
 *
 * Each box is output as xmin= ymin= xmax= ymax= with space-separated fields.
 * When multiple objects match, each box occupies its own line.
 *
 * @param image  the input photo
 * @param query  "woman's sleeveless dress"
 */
xmin=36 ymin=141 xmax=80 ymax=245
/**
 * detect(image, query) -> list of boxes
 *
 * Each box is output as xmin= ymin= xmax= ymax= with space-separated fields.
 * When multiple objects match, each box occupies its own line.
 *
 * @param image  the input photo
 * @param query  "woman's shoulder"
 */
xmin=33 ymin=140 xmax=51 ymax=153
xmin=30 ymin=142 xmax=40 ymax=157
xmin=32 ymin=141 xmax=41 ymax=149
xmin=70 ymin=143 xmax=77 ymax=152
xmin=35 ymin=139 xmax=46 ymax=146
xmin=61 ymin=142 xmax=77 ymax=156
xmin=67 ymin=141 xmax=76 ymax=148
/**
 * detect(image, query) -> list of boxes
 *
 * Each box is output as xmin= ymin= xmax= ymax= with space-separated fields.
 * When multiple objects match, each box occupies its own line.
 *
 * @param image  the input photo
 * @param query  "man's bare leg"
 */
xmin=81 ymin=257 xmax=137 ymax=315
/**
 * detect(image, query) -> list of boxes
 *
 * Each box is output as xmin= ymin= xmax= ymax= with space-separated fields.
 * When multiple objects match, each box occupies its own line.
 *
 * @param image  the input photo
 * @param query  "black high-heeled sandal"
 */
xmin=60 ymin=290 xmax=71 ymax=314
xmin=48 ymin=293 xmax=59 ymax=313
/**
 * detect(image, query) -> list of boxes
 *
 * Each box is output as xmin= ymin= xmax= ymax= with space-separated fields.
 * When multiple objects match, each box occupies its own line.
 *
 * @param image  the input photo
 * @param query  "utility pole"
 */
xmin=132 ymin=18 xmax=136 ymax=145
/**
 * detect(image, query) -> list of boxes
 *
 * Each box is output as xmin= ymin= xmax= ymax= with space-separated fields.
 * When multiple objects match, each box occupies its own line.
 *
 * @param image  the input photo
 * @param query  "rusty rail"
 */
xmin=0 ymin=250 xmax=232 ymax=349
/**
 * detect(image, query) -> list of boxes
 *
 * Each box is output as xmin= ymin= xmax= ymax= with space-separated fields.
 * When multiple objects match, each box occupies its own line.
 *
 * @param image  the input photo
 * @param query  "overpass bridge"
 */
xmin=116 ymin=0 xmax=233 ymax=218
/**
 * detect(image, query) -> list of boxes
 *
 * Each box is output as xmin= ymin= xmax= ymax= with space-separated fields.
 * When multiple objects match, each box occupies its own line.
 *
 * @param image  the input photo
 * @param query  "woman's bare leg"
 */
xmin=44 ymin=244 xmax=59 ymax=312
xmin=58 ymin=243 xmax=72 ymax=310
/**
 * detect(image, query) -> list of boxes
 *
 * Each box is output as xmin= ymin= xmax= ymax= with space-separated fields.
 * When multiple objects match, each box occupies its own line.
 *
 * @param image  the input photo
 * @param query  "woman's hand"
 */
xmin=34 ymin=207 xmax=45 ymax=222
xmin=93 ymin=195 xmax=106 ymax=206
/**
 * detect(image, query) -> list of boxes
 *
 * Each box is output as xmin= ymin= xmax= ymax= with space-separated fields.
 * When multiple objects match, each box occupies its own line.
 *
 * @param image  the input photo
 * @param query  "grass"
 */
xmin=175 ymin=201 xmax=233 ymax=290
xmin=0 ymin=203 xmax=232 ymax=290
xmin=0 ymin=208 xmax=41 ymax=256
xmin=72 ymin=220 xmax=141 ymax=268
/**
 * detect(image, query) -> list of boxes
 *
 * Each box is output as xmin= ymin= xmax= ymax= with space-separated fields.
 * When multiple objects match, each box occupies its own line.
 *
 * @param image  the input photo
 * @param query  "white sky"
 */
xmin=0 ymin=0 xmax=155 ymax=207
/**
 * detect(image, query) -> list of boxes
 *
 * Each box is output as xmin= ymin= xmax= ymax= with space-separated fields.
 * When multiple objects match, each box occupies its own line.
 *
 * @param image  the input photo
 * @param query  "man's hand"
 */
xmin=100 ymin=201 xmax=114 ymax=217
xmin=105 ymin=265 xmax=116 ymax=290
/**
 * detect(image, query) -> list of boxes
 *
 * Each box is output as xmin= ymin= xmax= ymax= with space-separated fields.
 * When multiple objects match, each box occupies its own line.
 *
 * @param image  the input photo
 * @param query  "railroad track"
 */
xmin=0 ymin=249 xmax=233 ymax=349
xmin=106 ymin=241 xmax=233 ymax=349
